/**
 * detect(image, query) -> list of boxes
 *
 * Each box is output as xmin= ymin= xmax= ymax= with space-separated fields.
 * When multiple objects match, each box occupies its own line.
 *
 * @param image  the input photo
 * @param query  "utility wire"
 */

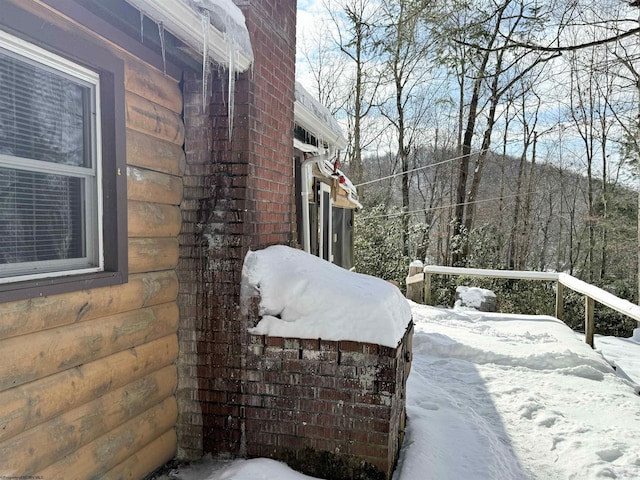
xmin=358 ymin=188 xmax=555 ymax=221
xmin=354 ymin=125 xmax=570 ymax=188
xmin=354 ymin=150 xmax=488 ymax=187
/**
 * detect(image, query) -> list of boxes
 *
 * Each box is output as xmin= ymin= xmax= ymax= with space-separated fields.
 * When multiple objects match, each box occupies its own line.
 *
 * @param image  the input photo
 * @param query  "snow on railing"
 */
xmin=406 ymin=264 xmax=640 ymax=348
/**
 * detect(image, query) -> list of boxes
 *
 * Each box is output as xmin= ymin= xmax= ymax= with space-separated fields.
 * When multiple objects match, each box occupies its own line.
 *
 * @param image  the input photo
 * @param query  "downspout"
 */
xmin=300 ymin=152 xmax=330 ymax=253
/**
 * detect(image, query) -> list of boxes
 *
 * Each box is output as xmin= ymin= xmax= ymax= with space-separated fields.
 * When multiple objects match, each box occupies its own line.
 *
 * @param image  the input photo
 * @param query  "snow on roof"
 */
xmin=180 ymin=0 xmax=253 ymax=62
xmin=241 ymin=245 xmax=412 ymax=348
xmin=295 ymin=82 xmax=347 ymax=150
xmin=125 ymin=0 xmax=253 ymax=71
xmin=316 ymin=157 xmax=362 ymax=209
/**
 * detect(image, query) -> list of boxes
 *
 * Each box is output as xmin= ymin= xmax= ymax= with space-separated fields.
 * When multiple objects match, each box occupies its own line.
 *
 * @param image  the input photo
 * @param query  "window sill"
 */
xmin=0 ymin=270 xmax=128 ymax=304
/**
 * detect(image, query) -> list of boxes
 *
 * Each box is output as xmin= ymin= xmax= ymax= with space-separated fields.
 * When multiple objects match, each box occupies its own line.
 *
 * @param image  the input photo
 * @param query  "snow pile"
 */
xmin=241 ymin=245 xmax=412 ymax=348
xmin=454 ymin=285 xmax=496 ymax=311
xmin=169 ymin=457 xmax=319 ymax=480
xmin=215 ymin=459 xmax=318 ymax=480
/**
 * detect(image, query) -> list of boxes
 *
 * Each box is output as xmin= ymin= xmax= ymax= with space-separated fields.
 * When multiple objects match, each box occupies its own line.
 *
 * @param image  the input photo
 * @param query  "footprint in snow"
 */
xmin=536 ymin=415 xmax=558 ymax=428
xmin=519 ymin=401 xmax=543 ymax=419
xmin=596 ymin=448 xmax=624 ymax=463
xmin=551 ymin=436 xmax=564 ymax=451
xmin=596 ymin=466 xmax=617 ymax=478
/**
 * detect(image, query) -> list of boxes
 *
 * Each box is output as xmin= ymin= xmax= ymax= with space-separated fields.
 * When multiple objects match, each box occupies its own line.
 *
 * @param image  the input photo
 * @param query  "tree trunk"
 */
xmin=451 ymin=82 xmax=482 ymax=266
xmin=352 ymin=29 xmax=364 ymax=185
xmin=509 ymin=149 xmax=527 ymax=269
xmin=462 ymin=90 xmax=499 ymax=238
xmin=519 ymin=131 xmax=538 ymax=268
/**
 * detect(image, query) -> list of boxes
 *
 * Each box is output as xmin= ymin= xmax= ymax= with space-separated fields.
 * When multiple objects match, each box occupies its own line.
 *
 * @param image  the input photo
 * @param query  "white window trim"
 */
xmin=0 ymin=29 xmax=104 ymax=284
xmin=318 ymin=182 xmax=333 ymax=263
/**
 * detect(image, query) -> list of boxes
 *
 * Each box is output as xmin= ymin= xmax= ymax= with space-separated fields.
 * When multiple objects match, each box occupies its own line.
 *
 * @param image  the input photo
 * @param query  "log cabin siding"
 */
xmin=0 ymin=2 xmax=183 ymax=477
xmin=126 ymin=129 xmax=186 ymax=177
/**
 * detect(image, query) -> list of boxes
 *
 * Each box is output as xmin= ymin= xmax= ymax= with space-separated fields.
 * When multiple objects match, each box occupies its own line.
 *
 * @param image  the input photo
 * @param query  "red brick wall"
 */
xmin=176 ymin=0 xmax=297 ymax=459
xmin=243 ymin=322 xmax=413 ymax=479
xmin=175 ymin=71 xmax=209 ymax=460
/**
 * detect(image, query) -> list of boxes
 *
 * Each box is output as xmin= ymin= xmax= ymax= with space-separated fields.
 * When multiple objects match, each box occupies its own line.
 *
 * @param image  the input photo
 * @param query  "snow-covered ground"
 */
xmin=396 ymin=304 xmax=640 ymax=480
xmin=161 ymin=301 xmax=640 ymax=480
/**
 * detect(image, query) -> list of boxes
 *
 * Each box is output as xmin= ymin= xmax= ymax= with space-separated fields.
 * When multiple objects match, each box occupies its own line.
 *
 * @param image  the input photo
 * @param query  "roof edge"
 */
xmin=294 ymin=101 xmax=348 ymax=151
xmin=124 ymin=0 xmax=252 ymax=72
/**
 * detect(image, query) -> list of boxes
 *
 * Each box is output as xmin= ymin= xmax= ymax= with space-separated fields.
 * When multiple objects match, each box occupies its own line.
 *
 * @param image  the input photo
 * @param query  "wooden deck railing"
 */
xmin=406 ymin=264 xmax=640 ymax=348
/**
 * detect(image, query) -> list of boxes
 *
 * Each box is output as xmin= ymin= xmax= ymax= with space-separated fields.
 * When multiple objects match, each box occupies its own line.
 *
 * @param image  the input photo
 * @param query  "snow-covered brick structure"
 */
xmin=454 ymin=285 xmax=497 ymax=312
xmin=240 ymin=246 xmax=413 ymax=479
xmin=242 ymin=245 xmax=412 ymax=348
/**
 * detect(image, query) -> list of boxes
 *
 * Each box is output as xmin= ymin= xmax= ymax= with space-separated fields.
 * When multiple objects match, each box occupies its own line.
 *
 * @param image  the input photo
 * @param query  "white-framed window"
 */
xmin=0 ymin=5 xmax=127 ymax=303
xmin=0 ymin=30 xmax=103 ymax=284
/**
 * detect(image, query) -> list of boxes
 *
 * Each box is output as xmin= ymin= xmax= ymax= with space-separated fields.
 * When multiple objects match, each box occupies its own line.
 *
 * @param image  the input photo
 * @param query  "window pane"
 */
xmin=0 ymin=49 xmax=90 ymax=167
xmin=0 ymin=167 xmax=85 ymax=267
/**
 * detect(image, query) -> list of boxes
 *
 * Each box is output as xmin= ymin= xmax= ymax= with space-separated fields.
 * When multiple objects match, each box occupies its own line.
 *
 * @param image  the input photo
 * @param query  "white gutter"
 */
xmin=294 ymin=138 xmax=322 ymax=155
xmin=125 ymin=0 xmax=252 ymax=72
xmin=294 ymin=101 xmax=347 ymax=152
xmin=300 ymin=153 xmax=330 ymax=254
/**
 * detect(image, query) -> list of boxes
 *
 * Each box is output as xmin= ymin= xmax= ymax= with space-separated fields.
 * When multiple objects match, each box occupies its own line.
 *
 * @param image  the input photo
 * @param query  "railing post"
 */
xmin=555 ymin=281 xmax=564 ymax=320
xmin=406 ymin=263 xmax=424 ymax=303
xmin=585 ymin=296 xmax=595 ymax=348
xmin=424 ymin=272 xmax=432 ymax=306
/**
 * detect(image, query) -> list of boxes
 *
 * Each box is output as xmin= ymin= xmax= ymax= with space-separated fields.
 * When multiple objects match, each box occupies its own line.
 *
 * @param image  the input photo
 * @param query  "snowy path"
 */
xmin=592 ymin=333 xmax=640 ymax=385
xmin=161 ymin=304 xmax=640 ymax=480
xmin=394 ymin=304 xmax=640 ymax=480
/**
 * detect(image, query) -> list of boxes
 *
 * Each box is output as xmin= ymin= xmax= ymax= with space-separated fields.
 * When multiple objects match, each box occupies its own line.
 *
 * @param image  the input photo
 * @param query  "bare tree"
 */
xmin=324 ymin=0 xmax=384 ymax=185
xmin=298 ymin=20 xmax=349 ymax=116
xmin=377 ymin=0 xmax=434 ymax=256
xmin=433 ymin=0 xmax=560 ymax=265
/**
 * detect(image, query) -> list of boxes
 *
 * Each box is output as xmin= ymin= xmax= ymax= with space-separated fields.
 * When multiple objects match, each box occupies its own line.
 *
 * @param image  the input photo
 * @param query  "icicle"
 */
xmin=179 ymin=0 xmax=254 ymax=64
xmin=178 ymin=0 xmax=255 ymax=141
xmin=201 ymin=11 xmax=210 ymax=110
xmin=227 ymin=45 xmax=235 ymax=140
xmin=157 ymin=22 xmax=166 ymax=75
xmin=139 ymin=11 xmax=144 ymax=43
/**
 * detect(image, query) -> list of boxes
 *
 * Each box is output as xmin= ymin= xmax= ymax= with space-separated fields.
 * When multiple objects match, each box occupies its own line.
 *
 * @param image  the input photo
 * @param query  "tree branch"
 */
xmin=455 ymin=26 xmax=640 ymax=53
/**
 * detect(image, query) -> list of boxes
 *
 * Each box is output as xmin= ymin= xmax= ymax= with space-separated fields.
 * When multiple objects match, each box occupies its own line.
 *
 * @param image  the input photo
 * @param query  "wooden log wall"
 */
xmin=0 ymin=2 xmax=185 ymax=477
